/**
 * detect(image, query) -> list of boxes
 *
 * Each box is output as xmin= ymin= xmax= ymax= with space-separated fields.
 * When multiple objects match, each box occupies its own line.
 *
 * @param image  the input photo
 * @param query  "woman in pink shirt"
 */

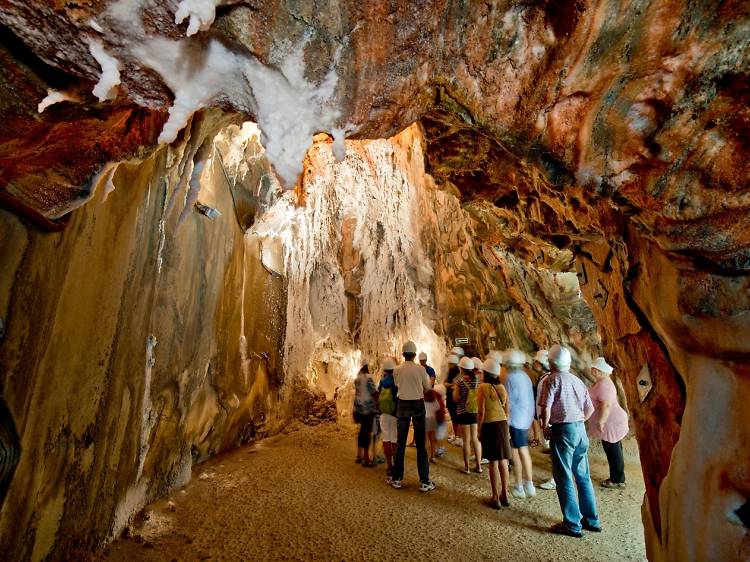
xmin=587 ymin=357 xmax=629 ymax=488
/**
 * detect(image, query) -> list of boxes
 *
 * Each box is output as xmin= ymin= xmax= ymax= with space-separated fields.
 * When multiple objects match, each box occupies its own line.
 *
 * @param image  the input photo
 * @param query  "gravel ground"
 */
xmin=100 ymin=422 xmax=647 ymax=562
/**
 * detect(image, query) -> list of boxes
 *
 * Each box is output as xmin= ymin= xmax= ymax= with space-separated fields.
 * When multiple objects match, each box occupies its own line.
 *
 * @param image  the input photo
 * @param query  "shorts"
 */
xmin=509 ymin=425 xmax=529 ymax=448
xmin=380 ymin=414 xmax=397 ymax=443
xmin=425 ymin=416 xmax=437 ymax=433
xmin=480 ymin=420 xmax=511 ymax=461
xmin=457 ymin=412 xmax=478 ymax=425
xmin=436 ymin=422 xmax=448 ymax=441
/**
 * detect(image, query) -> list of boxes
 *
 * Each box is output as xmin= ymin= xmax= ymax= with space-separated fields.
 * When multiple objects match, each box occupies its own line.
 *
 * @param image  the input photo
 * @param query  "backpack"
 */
xmin=465 ymin=384 xmax=479 ymax=414
xmin=379 ymin=386 xmax=396 ymax=415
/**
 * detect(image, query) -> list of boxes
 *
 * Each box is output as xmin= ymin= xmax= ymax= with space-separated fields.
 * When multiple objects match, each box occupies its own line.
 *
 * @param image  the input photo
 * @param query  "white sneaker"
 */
xmin=523 ymin=481 xmax=537 ymax=497
xmin=419 ymin=480 xmax=437 ymax=493
xmin=480 ymin=458 xmax=489 ymax=465
xmin=453 ymin=438 xmax=464 ymax=447
xmin=511 ymin=485 xmax=526 ymax=499
xmin=540 ymin=478 xmax=556 ymax=490
xmin=447 ymin=435 xmax=455 ymax=444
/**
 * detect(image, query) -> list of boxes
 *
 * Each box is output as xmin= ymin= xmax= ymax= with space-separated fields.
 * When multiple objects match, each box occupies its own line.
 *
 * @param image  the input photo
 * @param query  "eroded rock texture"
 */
xmin=0 ymin=0 xmax=748 ymax=560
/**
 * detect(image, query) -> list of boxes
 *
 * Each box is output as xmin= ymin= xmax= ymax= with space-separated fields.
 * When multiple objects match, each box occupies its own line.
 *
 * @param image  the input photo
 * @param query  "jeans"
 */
xmin=550 ymin=422 xmax=600 ymax=532
xmin=602 ymin=439 xmax=626 ymax=483
xmin=393 ymin=399 xmax=429 ymax=484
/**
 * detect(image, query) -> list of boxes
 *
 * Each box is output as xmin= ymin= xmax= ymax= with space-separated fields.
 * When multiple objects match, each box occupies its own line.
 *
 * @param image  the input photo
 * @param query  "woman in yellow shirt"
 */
xmin=478 ymin=358 xmax=512 ymax=508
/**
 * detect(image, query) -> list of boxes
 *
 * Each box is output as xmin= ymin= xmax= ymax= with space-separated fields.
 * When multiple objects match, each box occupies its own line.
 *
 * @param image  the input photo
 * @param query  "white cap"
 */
xmin=382 ymin=358 xmax=397 ymax=371
xmin=505 ymin=349 xmax=526 ymax=367
xmin=549 ymin=344 xmax=572 ymax=370
xmin=534 ymin=350 xmax=550 ymax=370
xmin=447 ymin=354 xmax=459 ymax=364
xmin=458 ymin=356 xmax=474 ymax=370
xmin=418 ymin=352 xmax=427 ymax=361
xmin=482 ymin=359 xmax=501 ymax=376
xmin=451 ymin=346 xmax=465 ymax=357
xmin=591 ymin=357 xmax=614 ymax=375
xmin=402 ymin=340 xmax=417 ymax=354
xmin=471 ymin=357 xmax=482 ymax=369
xmin=487 ymin=350 xmax=503 ymax=365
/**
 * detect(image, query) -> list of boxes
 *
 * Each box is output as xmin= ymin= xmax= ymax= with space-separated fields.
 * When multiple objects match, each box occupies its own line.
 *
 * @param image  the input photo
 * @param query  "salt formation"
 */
xmin=174 ymin=0 xmax=232 ymax=37
xmin=88 ymin=39 xmax=121 ymax=102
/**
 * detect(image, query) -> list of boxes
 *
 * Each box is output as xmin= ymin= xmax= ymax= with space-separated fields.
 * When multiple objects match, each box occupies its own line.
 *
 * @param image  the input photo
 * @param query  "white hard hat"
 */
xmin=534 ymin=350 xmax=550 ymax=370
xmin=458 ymin=356 xmax=474 ymax=370
xmin=418 ymin=352 xmax=427 ymax=361
xmin=402 ymin=340 xmax=417 ymax=354
xmin=447 ymin=354 xmax=459 ymax=364
xmin=590 ymin=357 xmax=614 ymax=375
xmin=505 ymin=349 xmax=526 ymax=367
xmin=451 ymin=346 xmax=465 ymax=357
xmin=482 ymin=359 xmax=501 ymax=376
xmin=549 ymin=344 xmax=572 ymax=370
xmin=487 ymin=350 xmax=503 ymax=364
xmin=471 ymin=357 xmax=482 ymax=369
xmin=382 ymin=358 xmax=397 ymax=371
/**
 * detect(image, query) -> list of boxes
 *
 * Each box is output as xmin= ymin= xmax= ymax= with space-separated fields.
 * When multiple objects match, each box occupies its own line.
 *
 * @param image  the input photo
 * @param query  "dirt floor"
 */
xmin=100 ymin=423 xmax=647 ymax=562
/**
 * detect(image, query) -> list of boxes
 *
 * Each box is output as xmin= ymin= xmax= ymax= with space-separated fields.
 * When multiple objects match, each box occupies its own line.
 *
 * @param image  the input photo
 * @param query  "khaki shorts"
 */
xmin=380 ymin=414 xmax=397 ymax=443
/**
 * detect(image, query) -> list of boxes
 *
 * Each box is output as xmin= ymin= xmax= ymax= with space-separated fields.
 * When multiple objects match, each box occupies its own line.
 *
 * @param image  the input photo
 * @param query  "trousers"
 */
xmin=393 ymin=399 xmax=429 ymax=484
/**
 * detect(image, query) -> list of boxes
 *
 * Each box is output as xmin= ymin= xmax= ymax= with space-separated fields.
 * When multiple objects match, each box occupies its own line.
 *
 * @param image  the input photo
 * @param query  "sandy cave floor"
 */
xmin=100 ymin=423 xmax=647 ymax=562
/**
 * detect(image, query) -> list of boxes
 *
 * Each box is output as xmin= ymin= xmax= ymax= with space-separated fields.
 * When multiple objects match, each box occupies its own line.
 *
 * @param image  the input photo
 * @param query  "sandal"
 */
xmin=474 ymin=467 xmax=483 ymax=474
xmin=355 ymin=457 xmax=362 ymax=464
xmin=463 ymin=468 xmax=471 ymax=474
xmin=484 ymin=498 xmax=501 ymax=510
xmin=362 ymin=461 xmax=376 ymax=467
xmin=530 ymin=439 xmax=540 ymax=447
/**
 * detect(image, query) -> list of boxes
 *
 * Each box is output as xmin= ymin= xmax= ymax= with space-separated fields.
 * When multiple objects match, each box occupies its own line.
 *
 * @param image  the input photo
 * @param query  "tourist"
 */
xmin=533 ymin=349 xmax=556 ymax=490
xmin=504 ymin=349 xmax=536 ymax=499
xmin=444 ymin=354 xmax=462 ymax=447
xmin=424 ymin=383 xmax=442 ymax=463
xmin=391 ymin=341 xmax=436 ymax=492
xmin=540 ymin=344 xmax=601 ymax=538
xmin=478 ymin=359 xmax=511 ymax=508
xmin=587 ymin=357 xmax=629 ymax=489
xmin=455 ymin=356 xmax=482 ymax=474
xmin=419 ymin=352 xmax=436 ymax=381
xmin=451 ymin=346 xmax=465 ymax=358
xmin=377 ymin=358 xmax=399 ymax=476
xmin=353 ymin=363 xmax=378 ymax=467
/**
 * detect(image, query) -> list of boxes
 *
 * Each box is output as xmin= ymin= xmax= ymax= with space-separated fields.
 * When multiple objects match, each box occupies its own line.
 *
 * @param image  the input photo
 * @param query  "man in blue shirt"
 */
xmin=419 ymin=352 xmax=436 ymax=380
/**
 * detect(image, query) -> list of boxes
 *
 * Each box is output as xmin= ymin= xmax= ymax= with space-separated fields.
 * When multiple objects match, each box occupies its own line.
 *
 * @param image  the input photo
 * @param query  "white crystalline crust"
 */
xmin=37 ymin=89 xmax=78 ymax=113
xmin=174 ymin=0 xmax=229 ymax=36
xmin=88 ymin=38 xmax=121 ymax=101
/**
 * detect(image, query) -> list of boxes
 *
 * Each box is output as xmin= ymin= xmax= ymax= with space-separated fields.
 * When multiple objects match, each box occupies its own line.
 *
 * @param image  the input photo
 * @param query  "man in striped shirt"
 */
xmin=540 ymin=345 xmax=601 ymax=538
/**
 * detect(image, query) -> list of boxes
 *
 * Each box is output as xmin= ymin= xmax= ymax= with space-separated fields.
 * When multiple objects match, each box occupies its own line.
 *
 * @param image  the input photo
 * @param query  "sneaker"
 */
xmin=523 ymin=481 xmax=537 ymax=497
xmin=374 ymin=455 xmax=386 ymax=464
xmin=453 ymin=438 xmax=464 ymax=447
xmin=436 ymin=447 xmax=446 ymax=457
xmin=540 ymin=478 xmax=556 ymax=490
xmin=447 ymin=435 xmax=455 ymax=444
xmin=601 ymin=479 xmax=626 ymax=489
xmin=480 ymin=458 xmax=489 ymax=465
xmin=419 ymin=480 xmax=436 ymax=493
xmin=550 ymin=522 xmax=583 ymax=538
xmin=389 ymin=478 xmax=402 ymax=489
xmin=581 ymin=520 xmax=602 ymax=532
xmin=511 ymin=485 xmax=526 ymax=499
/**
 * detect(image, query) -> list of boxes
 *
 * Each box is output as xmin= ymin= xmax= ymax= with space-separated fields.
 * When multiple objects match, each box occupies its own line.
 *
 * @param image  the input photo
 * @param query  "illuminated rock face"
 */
xmin=0 ymin=1 xmax=748 ymax=560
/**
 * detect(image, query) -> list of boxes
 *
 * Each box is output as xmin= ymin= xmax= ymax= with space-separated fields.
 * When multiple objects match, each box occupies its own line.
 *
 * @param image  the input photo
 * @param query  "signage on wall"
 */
xmin=454 ymin=337 xmax=469 ymax=345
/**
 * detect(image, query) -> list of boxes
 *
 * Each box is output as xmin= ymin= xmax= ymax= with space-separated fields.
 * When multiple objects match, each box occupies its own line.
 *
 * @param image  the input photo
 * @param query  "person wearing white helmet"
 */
xmin=531 ymin=349 xmax=556 ymax=491
xmin=504 ymin=349 xmax=537 ymax=499
xmin=419 ymin=352 xmax=436 ymax=381
xmin=390 ymin=340 xmax=436 ymax=492
xmin=444 ymin=354 xmax=462 ymax=446
xmin=478 ymin=359 xmax=511 ymax=509
xmin=377 ymin=358 xmax=399 ymax=476
xmin=451 ymin=346 xmax=465 ymax=358
xmin=587 ymin=357 xmax=629 ymax=489
xmin=353 ymin=363 xmax=378 ymax=467
xmin=455 ymin=356 xmax=483 ymax=474
xmin=540 ymin=344 xmax=600 ymax=538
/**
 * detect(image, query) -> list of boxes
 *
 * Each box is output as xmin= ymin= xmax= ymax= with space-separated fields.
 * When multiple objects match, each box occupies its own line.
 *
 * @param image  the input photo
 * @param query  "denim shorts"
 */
xmin=509 ymin=425 xmax=529 ymax=448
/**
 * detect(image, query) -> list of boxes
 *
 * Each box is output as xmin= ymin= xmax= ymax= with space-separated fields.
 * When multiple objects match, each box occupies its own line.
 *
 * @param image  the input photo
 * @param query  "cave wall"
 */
xmin=0 ymin=115 xmax=293 ymax=560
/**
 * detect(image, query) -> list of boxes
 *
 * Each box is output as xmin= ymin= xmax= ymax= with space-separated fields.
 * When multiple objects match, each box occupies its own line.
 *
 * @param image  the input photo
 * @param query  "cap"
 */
xmin=549 ymin=344 xmax=572 ymax=370
xmin=418 ymin=352 xmax=427 ymax=361
xmin=402 ymin=340 xmax=417 ymax=354
xmin=450 ymin=346 xmax=465 ymax=357
xmin=591 ymin=357 xmax=614 ymax=375
xmin=447 ymin=354 xmax=459 ymax=364
xmin=505 ymin=349 xmax=526 ymax=367
xmin=534 ymin=350 xmax=550 ymax=370
xmin=382 ymin=358 xmax=397 ymax=371
xmin=482 ymin=359 xmax=501 ymax=376
xmin=458 ymin=356 xmax=474 ymax=370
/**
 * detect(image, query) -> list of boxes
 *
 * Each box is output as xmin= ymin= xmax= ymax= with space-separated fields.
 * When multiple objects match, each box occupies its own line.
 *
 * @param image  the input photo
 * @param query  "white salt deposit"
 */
xmin=37 ymin=89 xmax=78 ymax=113
xmin=88 ymin=38 xmax=121 ymax=101
xmin=175 ymin=0 xmax=231 ymax=36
